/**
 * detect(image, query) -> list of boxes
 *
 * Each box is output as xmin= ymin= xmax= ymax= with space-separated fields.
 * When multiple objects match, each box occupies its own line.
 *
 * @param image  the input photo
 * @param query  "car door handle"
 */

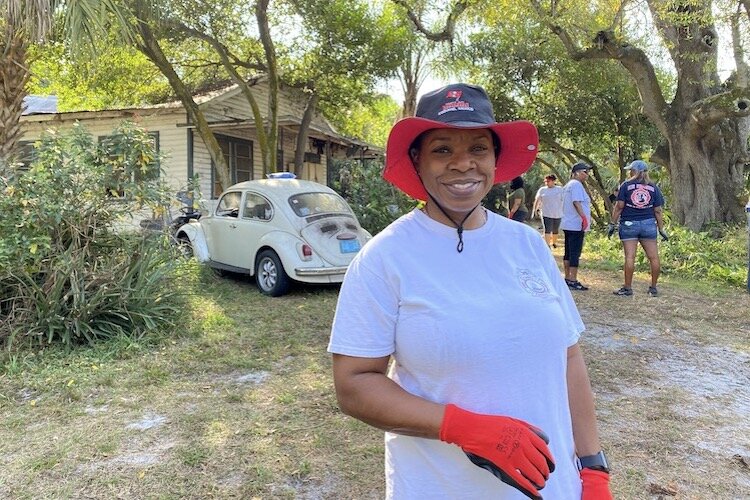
xmin=229 ymin=223 xmax=237 ymax=229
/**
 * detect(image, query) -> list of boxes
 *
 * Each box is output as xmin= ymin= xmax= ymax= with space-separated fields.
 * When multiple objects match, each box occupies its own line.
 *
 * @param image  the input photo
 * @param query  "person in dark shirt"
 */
xmin=507 ymin=176 xmax=529 ymax=222
xmin=609 ymin=160 xmax=668 ymax=297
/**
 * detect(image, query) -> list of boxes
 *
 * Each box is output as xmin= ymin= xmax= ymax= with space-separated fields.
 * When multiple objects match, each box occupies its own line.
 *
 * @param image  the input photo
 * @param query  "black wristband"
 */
xmin=578 ymin=451 xmax=610 ymax=473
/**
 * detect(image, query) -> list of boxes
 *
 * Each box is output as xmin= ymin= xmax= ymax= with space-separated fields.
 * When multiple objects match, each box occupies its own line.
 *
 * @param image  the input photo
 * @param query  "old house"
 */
xmin=20 ymin=79 xmax=379 ymax=201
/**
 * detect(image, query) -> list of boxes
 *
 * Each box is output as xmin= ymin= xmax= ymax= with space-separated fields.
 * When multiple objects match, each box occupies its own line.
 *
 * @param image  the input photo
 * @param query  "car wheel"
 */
xmin=255 ymin=250 xmax=291 ymax=297
xmin=176 ymin=235 xmax=193 ymax=259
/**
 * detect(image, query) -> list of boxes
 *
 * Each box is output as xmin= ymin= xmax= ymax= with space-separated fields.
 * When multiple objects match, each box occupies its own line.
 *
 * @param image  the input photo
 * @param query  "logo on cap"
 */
xmin=439 ymin=90 xmax=475 ymax=116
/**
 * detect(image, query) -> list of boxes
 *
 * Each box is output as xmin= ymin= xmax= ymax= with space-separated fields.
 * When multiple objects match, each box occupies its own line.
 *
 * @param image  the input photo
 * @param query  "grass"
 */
xmin=585 ymin=223 xmax=748 ymax=289
xmin=0 ymin=266 xmax=381 ymax=498
xmin=1 ymin=253 xmax=749 ymax=498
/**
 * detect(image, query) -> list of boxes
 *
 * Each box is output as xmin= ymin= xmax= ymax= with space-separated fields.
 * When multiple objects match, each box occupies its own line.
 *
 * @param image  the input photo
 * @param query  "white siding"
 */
xmin=19 ymin=83 xmax=368 ymax=203
xmin=20 ymin=110 xmax=190 ymax=193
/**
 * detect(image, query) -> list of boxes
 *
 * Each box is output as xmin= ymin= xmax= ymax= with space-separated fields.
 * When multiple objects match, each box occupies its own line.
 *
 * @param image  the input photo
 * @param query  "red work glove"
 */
xmin=580 ymin=215 xmax=589 ymax=231
xmin=580 ymin=468 xmax=612 ymax=500
xmin=439 ymin=404 xmax=555 ymax=499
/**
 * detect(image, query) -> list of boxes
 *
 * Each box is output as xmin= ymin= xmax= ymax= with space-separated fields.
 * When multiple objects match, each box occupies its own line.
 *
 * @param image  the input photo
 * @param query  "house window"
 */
xmin=304 ymin=152 xmax=321 ymax=164
xmin=98 ymin=132 xmax=160 ymax=197
xmin=212 ymin=135 xmax=253 ymax=197
xmin=16 ymin=141 xmax=36 ymax=171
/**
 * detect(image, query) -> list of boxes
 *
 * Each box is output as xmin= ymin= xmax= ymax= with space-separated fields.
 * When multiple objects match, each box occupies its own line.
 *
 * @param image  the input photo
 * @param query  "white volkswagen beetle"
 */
xmin=176 ymin=177 xmax=372 ymax=296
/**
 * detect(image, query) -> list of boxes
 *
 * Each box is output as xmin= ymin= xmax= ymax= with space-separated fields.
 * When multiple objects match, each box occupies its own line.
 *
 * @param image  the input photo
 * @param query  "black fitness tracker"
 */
xmin=577 ymin=451 xmax=610 ymax=473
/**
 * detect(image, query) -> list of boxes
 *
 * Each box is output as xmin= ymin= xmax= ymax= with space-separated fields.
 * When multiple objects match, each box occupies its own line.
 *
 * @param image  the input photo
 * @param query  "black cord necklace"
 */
xmin=425 ymin=193 xmax=481 ymax=253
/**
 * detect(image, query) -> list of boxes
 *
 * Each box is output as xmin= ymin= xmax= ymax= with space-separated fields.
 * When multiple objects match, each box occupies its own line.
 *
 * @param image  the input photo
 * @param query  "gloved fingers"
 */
xmin=544 ymin=451 xmax=556 ymax=474
xmin=517 ymin=453 xmax=549 ymax=489
xmin=521 ymin=441 xmax=553 ymax=478
xmin=507 ymin=467 xmax=545 ymax=500
xmin=525 ymin=422 xmax=549 ymax=444
xmin=514 ymin=420 xmax=555 ymax=474
xmin=466 ymin=453 xmax=543 ymax=500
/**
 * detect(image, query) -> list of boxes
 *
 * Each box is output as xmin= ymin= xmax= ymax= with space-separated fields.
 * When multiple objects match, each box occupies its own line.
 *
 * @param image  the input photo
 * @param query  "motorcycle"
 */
xmin=140 ymin=192 xmax=202 ymax=257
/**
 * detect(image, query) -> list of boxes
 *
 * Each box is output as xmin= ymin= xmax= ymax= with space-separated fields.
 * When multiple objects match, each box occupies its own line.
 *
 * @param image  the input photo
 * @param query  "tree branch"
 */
xmin=690 ymin=87 xmax=750 ymax=131
xmin=741 ymin=0 xmax=750 ymax=23
xmin=131 ymin=8 xmax=231 ymax=190
xmin=167 ymin=20 xmax=267 ymax=72
xmin=529 ymin=0 xmax=669 ymax=136
xmin=731 ymin=10 xmax=749 ymax=87
xmin=390 ymin=0 xmax=468 ymax=42
xmin=256 ymin=0 xmax=280 ymax=173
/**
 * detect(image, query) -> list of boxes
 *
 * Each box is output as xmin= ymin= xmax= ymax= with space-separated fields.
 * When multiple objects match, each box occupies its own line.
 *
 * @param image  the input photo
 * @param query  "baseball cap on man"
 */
xmin=625 ymin=160 xmax=648 ymax=172
xmin=382 ymin=83 xmax=539 ymax=201
xmin=571 ymin=161 xmax=591 ymax=173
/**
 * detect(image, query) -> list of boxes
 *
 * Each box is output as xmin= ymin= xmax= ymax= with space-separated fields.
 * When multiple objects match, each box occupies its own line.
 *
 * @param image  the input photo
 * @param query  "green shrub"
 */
xmin=330 ymin=159 xmax=417 ymax=235
xmin=586 ymin=222 xmax=748 ymax=288
xmin=0 ymin=122 xmax=184 ymax=347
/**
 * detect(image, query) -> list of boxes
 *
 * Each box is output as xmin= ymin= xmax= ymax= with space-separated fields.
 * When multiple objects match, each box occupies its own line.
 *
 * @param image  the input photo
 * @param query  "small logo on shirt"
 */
xmin=517 ymin=269 xmax=552 ymax=298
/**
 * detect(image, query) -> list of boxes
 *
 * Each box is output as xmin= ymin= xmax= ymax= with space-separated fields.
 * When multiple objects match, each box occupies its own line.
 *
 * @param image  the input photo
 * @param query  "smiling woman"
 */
xmin=411 ymin=128 xmax=496 ymax=224
xmin=329 ymin=83 xmax=613 ymax=499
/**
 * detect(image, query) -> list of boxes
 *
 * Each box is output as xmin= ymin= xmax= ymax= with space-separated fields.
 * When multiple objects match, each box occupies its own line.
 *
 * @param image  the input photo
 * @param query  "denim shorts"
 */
xmin=619 ymin=218 xmax=657 ymax=241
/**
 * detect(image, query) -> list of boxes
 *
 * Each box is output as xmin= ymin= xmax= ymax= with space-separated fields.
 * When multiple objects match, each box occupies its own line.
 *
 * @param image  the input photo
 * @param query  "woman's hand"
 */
xmin=440 ymin=404 xmax=555 ymax=499
xmin=580 ymin=468 xmax=612 ymax=499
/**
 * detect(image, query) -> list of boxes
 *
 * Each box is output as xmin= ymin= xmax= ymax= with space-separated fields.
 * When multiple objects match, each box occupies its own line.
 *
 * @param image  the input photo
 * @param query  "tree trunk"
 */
xmin=398 ymin=44 xmax=428 ymax=118
xmin=133 ymin=17 xmax=232 ymax=192
xmin=402 ymin=83 xmax=418 ymax=118
xmin=0 ymin=35 xmax=28 ymax=174
xmin=668 ymin=119 xmax=746 ymax=230
xmin=293 ymin=93 xmax=319 ymax=176
xmin=257 ymin=0 xmax=279 ymax=175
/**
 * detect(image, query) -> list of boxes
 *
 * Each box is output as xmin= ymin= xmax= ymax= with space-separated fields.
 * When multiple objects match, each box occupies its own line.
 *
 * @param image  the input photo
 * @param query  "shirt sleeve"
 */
xmin=616 ymin=183 xmax=627 ymax=202
xmin=571 ymin=181 xmax=586 ymax=203
xmin=653 ymin=185 xmax=665 ymax=207
xmin=328 ymin=256 xmax=399 ymax=358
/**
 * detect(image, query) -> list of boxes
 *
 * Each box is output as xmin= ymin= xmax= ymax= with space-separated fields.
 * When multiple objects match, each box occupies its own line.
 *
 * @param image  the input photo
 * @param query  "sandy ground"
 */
xmin=1 ymin=254 xmax=748 ymax=499
xmin=564 ymin=259 xmax=750 ymax=499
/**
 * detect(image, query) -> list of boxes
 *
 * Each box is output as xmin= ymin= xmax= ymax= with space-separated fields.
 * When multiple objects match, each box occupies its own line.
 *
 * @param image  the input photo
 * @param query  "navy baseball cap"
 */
xmin=571 ymin=161 xmax=591 ymax=172
xmin=383 ymin=83 xmax=539 ymax=201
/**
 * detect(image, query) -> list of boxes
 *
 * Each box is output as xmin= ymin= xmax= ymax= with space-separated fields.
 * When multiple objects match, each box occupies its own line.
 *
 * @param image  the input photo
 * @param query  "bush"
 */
xmin=586 ymin=222 xmax=748 ymax=288
xmin=330 ymin=159 xmax=417 ymax=235
xmin=0 ymin=123 xmax=185 ymax=347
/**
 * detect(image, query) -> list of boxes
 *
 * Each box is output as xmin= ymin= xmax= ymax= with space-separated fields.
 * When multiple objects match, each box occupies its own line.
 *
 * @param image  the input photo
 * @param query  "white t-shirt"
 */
xmin=534 ymin=185 xmax=564 ymax=218
xmin=328 ymin=209 xmax=585 ymax=499
xmin=560 ymin=179 xmax=591 ymax=232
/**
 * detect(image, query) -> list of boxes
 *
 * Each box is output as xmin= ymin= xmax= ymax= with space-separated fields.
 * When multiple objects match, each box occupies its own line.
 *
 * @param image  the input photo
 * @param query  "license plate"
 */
xmin=339 ymin=239 xmax=361 ymax=253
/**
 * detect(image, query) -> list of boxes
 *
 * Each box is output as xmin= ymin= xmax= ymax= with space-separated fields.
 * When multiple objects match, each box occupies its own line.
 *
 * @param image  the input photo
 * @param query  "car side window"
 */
xmin=243 ymin=193 xmax=273 ymax=221
xmin=216 ymin=192 xmax=241 ymax=218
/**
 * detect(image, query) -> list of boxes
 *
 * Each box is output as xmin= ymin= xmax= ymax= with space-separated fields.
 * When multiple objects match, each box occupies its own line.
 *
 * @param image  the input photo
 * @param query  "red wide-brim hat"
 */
xmin=382 ymin=84 xmax=539 ymax=201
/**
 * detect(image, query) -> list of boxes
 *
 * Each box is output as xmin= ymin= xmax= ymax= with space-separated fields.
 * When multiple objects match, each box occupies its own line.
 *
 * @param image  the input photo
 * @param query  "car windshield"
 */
xmin=288 ymin=192 xmax=351 ymax=217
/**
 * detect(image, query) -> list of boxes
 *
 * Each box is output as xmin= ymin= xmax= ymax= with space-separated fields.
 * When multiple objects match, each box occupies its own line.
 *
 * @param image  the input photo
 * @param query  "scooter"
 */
xmin=140 ymin=193 xmax=201 ymax=256
xmin=167 ymin=195 xmax=201 ymax=257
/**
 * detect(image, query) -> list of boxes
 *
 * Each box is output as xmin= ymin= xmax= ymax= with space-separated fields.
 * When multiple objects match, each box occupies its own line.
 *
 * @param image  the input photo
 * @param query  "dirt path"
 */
xmin=567 ymin=263 xmax=750 ymax=499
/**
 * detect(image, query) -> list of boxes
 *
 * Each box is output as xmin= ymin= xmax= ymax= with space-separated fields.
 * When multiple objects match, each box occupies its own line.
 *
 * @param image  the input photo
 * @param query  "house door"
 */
xmin=212 ymin=135 xmax=253 ymax=197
